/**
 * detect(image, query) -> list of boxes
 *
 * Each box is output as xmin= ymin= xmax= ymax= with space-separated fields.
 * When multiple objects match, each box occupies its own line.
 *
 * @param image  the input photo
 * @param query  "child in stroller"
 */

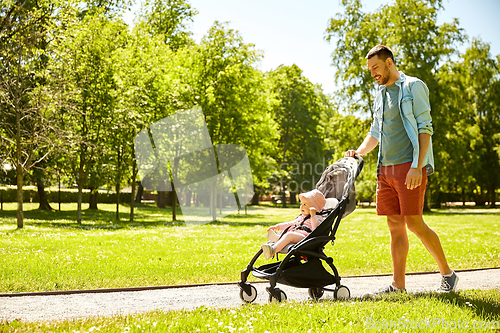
xmin=261 ymin=189 xmax=327 ymax=260
xmin=238 ymin=155 xmax=363 ymax=303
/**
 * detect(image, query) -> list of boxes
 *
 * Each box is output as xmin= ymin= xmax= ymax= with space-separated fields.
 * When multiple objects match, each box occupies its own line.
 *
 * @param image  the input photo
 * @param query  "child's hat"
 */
xmin=299 ymin=189 xmax=326 ymax=211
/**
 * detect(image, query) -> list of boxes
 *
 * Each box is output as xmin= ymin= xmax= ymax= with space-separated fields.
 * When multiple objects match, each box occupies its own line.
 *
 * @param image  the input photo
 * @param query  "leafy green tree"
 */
xmin=47 ymin=10 xmax=128 ymax=222
xmin=325 ymin=0 xmax=463 ymax=116
xmin=194 ymin=21 xmax=279 ymax=206
xmin=0 ymin=0 xmax=59 ymax=227
xmin=325 ymin=0 xmax=464 ymax=208
xmin=112 ymin=23 xmax=180 ymax=219
xmin=436 ymin=40 xmax=500 ymax=206
xmin=136 ymin=0 xmax=197 ymax=50
xmin=267 ymin=64 xmax=326 ymax=206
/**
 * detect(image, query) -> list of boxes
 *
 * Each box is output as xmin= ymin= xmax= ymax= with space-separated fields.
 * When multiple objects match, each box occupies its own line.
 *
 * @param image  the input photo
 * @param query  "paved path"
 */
xmin=1 ymin=268 xmax=499 ymax=323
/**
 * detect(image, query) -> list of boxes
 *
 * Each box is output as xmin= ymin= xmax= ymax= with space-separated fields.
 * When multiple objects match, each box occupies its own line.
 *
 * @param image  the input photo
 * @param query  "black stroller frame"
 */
xmin=238 ymin=155 xmax=364 ymax=303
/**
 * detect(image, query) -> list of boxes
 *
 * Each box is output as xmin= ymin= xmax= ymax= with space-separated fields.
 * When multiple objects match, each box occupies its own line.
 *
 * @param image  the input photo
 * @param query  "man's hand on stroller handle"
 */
xmin=345 ymin=150 xmax=362 ymax=158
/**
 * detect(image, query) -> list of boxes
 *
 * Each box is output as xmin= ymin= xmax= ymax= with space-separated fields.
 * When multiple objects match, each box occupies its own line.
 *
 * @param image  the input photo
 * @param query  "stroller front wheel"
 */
xmin=334 ymin=285 xmax=351 ymax=300
xmin=239 ymin=284 xmax=258 ymax=303
xmin=308 ymin=287 xmax=324 ymax=300
xmin=267 ymin=288 xmax=287 ymax=303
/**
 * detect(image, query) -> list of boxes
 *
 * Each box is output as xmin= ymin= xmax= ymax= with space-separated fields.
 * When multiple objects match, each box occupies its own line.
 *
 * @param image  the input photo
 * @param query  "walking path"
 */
xmin=1 ymin=268 xmax=499 ymax=323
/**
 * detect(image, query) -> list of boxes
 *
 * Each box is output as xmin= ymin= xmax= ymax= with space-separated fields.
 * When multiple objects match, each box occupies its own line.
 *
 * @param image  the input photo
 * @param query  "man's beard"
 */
xmin=377 ymin=67 xmax=391 ymax=85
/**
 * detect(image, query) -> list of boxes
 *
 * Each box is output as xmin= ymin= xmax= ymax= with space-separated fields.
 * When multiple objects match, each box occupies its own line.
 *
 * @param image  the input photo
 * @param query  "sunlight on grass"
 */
xmin=0 ymin=204 xmax=499 ymax=293
xmin=2 ymin=290 xmax=499 ymax=332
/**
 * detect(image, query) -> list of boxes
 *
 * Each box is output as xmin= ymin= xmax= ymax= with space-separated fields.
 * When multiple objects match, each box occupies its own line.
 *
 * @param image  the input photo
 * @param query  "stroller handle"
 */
xmin=352 ymin=154 xmax=364 ymax=178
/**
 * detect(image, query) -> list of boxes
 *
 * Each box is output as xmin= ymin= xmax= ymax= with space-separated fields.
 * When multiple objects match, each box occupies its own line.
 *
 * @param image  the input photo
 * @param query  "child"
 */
xmin=262 ymin=189 xmax=327 ymax=260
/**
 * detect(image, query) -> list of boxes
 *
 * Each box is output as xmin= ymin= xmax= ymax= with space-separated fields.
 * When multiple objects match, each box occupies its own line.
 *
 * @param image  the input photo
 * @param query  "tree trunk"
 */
xmin=135 ymin=183 xmax=143 ymax=203
xmin=16 ymin=165 xmax=23 ymax=229
xmin=251 ymin=186 xmax=259 ymax=205
xmin=172 ymin=182 xmax=177 ymax=222
xmin=89 ymin=187 xmax=98 ymax=210
xmin=115 ymin=182 xmax=120 ymax=220
xmin=490 ymin=184 xmax=497 ymax=208
xmin=289 ymin=192 xmax=297 ymax=205
xmin=115 ymin=148 xmax=122 ymax=220
xmin=157 ymin=179 xmax=167 ymax=208
xmin=16 ymin=105 xmax=24 ymax=228
xmin=77 ymin=153 xmax=85 ymax=224
xmin=37 ymin=177 xmax=53 ymax=210
xmin=130 ymin=160 xmax=137 ymax=222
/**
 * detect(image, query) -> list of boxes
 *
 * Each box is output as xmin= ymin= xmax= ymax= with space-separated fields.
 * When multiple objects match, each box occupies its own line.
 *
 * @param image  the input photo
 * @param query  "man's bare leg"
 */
xmin=405 ymin=215 xmax=452 ymax=276
xmin=387 ymin=215 xmax=409 ymax=290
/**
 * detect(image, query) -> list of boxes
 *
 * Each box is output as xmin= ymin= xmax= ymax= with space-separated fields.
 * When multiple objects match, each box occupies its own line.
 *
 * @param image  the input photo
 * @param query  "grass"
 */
xmin=2 ymin=290 xmax=499 ymax=332
xmin=0 ymin=203 xmax=499 ymax=332
xmin=0 ymin=203 xmax=499 ymax=293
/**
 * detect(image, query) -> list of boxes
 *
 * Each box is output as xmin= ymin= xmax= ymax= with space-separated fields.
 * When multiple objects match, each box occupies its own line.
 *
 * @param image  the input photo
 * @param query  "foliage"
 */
xmin=325 ymin=0 xmax=500 ymax=207
xmin=2 ymin=0 xmax=500 ymax=224
xmin=194 ymin=21 xmax=279 ymax=188
xmin=0 ymin=0 xmax=64 ymax=227
xmin=267 ymin=65 xmax=327 ymax=203
xmin=45 ymin=8 xmax=129 ymax=221
xmin=136 ymin=0 xmax=197 ymax=50
xmin=325 ymin=0 xmax=463 ymax=116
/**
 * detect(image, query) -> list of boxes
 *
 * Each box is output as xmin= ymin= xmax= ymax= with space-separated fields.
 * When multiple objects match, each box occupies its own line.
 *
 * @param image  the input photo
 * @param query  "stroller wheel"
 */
xmin=239 ymin=284 xmax=258 ymax=303
xmin=334 ymin=285 xmax=351 ymax=300
xmin=268 ymin=288 xmax=287 ymax=303
xmin=308 ymin=287 xmax=324 ymax=300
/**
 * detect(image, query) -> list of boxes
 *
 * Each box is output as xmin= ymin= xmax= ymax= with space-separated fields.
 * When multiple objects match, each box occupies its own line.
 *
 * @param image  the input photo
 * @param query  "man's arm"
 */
xmin=345 ymin=134 xmax=379 ymax=158
xmin=405 ymin=133 xmax=431 ymax=190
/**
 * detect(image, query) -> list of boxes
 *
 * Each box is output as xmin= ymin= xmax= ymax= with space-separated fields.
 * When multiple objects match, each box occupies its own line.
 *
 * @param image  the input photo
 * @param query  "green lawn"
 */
xmin=1 ymin=203 xmax=499 ymax=332
xmin=3 ymin=290 xmax=500 ymax=332
xmin=0 ymin=203 xmax=499 ymax=293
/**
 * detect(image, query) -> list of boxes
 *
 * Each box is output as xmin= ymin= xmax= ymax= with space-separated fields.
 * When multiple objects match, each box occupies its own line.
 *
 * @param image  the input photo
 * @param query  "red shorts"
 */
xmin=376 ymin=162 xmax=427 ymax=216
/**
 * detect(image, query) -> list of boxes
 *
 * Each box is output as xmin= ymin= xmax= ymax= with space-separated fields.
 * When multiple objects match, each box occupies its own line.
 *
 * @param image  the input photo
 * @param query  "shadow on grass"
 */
xmin=0 ymin=204 xmax=186 ymax=230
xmin=425 ymin=206 xmax=500 ymax=216
xmin=0 ymin=204 xmax=272 ymax=230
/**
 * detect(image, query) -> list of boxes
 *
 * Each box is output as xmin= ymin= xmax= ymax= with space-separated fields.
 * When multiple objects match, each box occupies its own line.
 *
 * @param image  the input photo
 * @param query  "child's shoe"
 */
xmin=261 ymin=244 xmax=276 ymax=260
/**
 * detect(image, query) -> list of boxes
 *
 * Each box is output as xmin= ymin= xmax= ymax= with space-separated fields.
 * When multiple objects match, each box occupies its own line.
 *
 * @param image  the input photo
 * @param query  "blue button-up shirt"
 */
xmin=368 ymin=72 xmax=435 ymax=175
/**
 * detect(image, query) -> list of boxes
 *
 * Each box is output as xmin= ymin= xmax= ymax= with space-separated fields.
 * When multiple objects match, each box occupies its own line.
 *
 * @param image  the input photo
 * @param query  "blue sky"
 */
xmin=123 ymin=0 xmax=500 ymax=95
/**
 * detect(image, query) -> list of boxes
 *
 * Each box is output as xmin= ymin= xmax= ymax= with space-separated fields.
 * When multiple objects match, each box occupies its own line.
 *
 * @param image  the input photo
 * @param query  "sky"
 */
xmin=123 ymin=0 xmax=500 ymax=95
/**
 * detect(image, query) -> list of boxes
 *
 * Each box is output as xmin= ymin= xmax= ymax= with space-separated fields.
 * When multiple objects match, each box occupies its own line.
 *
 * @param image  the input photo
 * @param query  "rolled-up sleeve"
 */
xmin=368 ymin=118 xmax=381 ymax=141
xmin=411 ymin=81 xmax=433 ymax=136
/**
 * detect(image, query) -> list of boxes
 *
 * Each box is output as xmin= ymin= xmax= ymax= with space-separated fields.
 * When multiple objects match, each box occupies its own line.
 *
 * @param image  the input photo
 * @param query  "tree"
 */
xmin=325 ymin=0 xmax=464 ymax=208
xmin=47 ymin=10 xmax=128 ymax=222
xmin=436 ymin=40 xmax=500 ymax=206
xmin=0 ymin=0 xmax=58 ymax=227
xmin=195 ymin=21 xmax=278 ymax=207
xmin=136 ymin=0 xmax=197 ymax=50
xmin=325 ymin=0 xmax=463 ymax=116
xmin=268 ymin=65 xmax=326 ymax=206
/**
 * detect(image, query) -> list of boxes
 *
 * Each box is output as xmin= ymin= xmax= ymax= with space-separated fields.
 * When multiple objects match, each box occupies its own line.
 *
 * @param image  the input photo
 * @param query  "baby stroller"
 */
xmin=237 ymin=155 xmax=364 ymax=303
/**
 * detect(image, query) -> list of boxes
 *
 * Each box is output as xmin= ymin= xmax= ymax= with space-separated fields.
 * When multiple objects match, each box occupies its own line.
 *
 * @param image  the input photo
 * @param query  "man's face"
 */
xmin=367 ymin=55 xmax=391 ymax=85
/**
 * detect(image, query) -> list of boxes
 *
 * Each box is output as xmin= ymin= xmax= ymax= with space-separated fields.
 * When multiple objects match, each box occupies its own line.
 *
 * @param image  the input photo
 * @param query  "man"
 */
xmin=345 ymin=45 xmax=458 ymax=297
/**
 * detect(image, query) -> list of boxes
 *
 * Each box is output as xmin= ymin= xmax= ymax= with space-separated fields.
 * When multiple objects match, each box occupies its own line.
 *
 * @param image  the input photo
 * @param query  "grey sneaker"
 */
xmin=363 ymin=284 xmax=406 ymax=299
xmin=437 ymin=271 xmax=459 ymax=293
xmin=261 ymin=244 xmax=276 ymax=260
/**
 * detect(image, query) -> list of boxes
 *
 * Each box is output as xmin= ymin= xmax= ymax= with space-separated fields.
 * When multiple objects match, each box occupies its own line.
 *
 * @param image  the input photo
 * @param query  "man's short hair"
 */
xmin=366 ymin=45 xmax=395 ymax=65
